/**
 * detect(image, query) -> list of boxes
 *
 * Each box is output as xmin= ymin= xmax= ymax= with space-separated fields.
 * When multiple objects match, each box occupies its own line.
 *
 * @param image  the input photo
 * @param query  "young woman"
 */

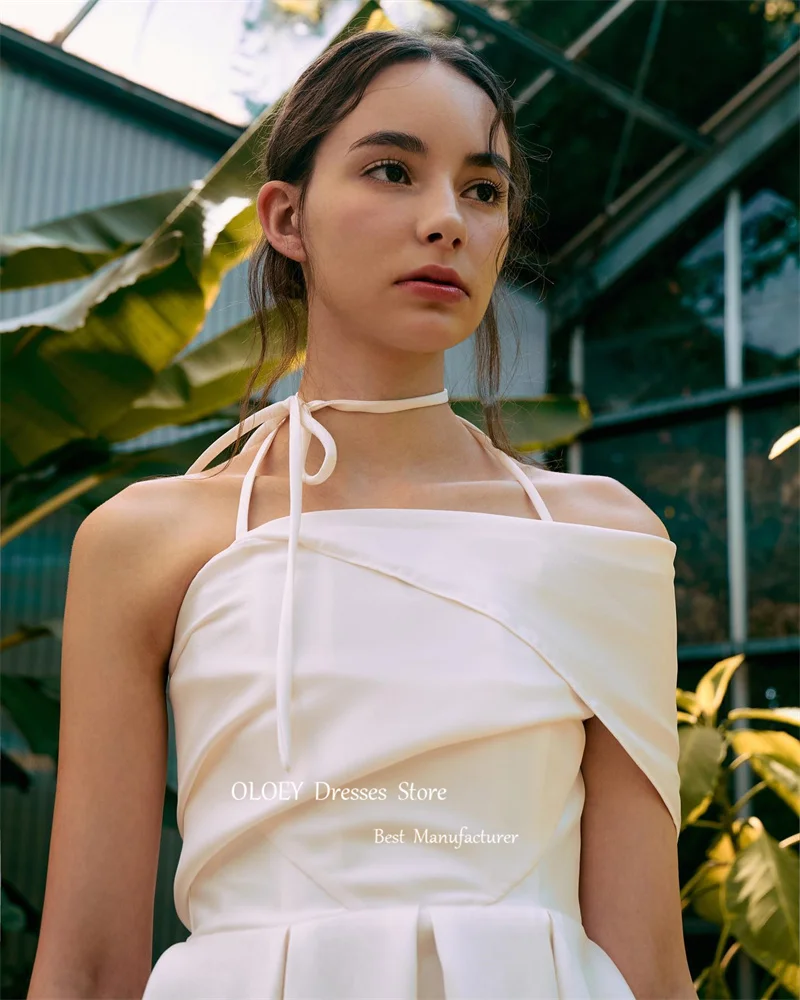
xmin=28 ymin=28 xmax=696 ymax=1000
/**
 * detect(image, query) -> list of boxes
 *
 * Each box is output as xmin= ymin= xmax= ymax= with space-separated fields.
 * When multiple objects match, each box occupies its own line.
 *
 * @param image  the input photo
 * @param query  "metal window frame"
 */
xmin=578 ymin=374 xmax=799 ymax=438
xmin=564 ymin=177 xmax=795 ymax=998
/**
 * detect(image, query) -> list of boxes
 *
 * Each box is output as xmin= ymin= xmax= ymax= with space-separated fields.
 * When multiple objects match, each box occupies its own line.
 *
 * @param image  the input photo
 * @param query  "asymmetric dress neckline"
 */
xmin=143 ymin=388 xmax=683 ymax=1000
xmin=185 ymin=388 xmax=554 ymax=773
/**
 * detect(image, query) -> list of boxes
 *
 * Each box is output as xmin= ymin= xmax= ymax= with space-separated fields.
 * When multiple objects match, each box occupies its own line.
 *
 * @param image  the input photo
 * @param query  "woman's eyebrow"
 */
xmin=347 ymin=130 xmax=511 ymax=182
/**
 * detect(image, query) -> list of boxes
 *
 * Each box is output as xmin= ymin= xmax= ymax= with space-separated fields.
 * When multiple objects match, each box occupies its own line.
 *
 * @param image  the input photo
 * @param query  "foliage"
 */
xmin=678 ymin=653 xmax=800 ymax=999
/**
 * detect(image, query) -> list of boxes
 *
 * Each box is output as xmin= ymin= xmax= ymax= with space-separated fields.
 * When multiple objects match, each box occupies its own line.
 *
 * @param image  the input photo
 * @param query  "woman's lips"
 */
xmin=395 ymin=280 xmax=467 ymax=303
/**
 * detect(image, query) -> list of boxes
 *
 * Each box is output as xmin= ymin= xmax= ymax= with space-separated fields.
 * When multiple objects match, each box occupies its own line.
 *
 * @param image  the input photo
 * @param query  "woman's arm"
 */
xmin=580 ymin=714 xmax=696 ymax=1000
xmin=27 ymin=483 xmax=189 ymax=1000
xmin=579 ymin=482 xmax=696 ymax=1000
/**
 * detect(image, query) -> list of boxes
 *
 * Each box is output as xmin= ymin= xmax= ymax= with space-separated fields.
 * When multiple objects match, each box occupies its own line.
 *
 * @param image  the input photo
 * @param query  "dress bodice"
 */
xmin=184 ymin=388 xmax=553 ymax=772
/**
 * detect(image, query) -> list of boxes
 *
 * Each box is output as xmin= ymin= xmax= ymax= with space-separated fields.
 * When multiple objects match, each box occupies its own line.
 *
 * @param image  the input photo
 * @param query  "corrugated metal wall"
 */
xmin=0 ymin=50 xmax=548 ymax=980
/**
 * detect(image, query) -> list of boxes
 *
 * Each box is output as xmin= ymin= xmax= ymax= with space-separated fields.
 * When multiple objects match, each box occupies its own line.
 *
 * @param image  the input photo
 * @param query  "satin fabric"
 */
xmin=143 ymin=391 xmax=681 ymax=1000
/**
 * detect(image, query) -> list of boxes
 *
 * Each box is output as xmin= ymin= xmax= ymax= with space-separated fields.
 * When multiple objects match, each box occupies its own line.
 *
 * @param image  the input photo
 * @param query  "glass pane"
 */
xmin=745 ymin=401 xmax=800 ymax=639
xmin=740 ymin=128 xmax=800 ymax=382
xmin=582 ymin=196 xmax=727 ymax=414
xmin=581 ymin=414 xmax=729 ymax=646
xmin=746 ymin=655 xmax=800 ymax=720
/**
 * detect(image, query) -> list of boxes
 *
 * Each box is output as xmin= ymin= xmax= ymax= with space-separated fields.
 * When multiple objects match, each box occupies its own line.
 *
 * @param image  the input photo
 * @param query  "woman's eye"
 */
xmin=364 ymin=159 xmax=505 ymax=205
xmin=368 ymin=160 xmax=408 ymax=186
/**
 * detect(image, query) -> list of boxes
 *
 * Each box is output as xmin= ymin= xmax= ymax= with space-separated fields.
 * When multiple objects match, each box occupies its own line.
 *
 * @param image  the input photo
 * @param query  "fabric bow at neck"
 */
xmin=185 ymin=389 xmax=451 ymax=771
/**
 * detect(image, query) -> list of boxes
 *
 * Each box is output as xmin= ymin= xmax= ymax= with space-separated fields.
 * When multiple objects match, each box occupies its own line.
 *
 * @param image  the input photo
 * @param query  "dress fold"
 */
xmin=144 ymin=904 xmax=637 ymax=999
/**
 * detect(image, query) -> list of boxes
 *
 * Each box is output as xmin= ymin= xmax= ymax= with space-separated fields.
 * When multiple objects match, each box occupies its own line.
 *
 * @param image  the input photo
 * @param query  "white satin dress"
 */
xmin=142 ymin=388 xmax=682 ymax=1000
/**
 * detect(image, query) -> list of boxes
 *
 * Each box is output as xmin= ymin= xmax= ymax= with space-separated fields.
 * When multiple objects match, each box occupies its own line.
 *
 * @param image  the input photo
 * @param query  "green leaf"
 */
xmin=0 ymin=188 xmax=191 ymax=290
xmin=677 ymin=687 xmax=700 ymax=715
xmin=1 ymin=414 xmax=256 ymax=539
xmin=769 ymin=425 xmax=800 ymax=460
xmin=728 ymin=707 xmax=800 ymax=728
xmin=679 ymin=723 xmax=727 ymax=827
xmin=1 ymin=231 xmax=186 ymax=471
xmin=687 ymin=820 xmax=763 ymax=926
xmin=726 ymin=833 xmax=799 ymax=996
xmin=686 ymin=857 xmax=730 ymax=926
xmin=450 ymin=394 xmax=592 ymax=451
xmin=0 ymin=885 xmax=27 ymax=933
xmin=730 ymin=729 xmax=800 ymax=815
xmin=0 ymin=676 xmax=60 ymax=759
xmin=695 ymin=654 xmax=746 ymax=724
xmin=0 ymin=619 xmax=63 ymax=648
xmin=102 ymin=309 xmax=306 ymax=442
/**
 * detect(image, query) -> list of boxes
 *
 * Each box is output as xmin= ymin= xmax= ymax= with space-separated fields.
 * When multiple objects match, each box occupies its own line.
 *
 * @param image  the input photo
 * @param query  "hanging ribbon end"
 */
xmin=277 ymin=720 xmax=292 ymax=773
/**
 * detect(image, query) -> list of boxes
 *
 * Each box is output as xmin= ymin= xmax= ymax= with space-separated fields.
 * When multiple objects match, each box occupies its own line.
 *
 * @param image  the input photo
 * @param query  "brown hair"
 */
xmin=226 ymin=27 xmax=549 ymax=472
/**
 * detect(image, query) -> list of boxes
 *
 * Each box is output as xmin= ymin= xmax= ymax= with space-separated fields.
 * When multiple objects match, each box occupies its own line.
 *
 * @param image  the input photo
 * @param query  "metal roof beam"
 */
xmin=434 ymin=0 xmax=712 ymax=152
xmin=592 ymin=82 xmax=797 ymax=291
xmin=50 ymin=0 xmax=102 ymax=47
xmin=603 ymin=0 xmax=667 ymax=205
xmin=513 ymin=0 xmax=637 ymax=108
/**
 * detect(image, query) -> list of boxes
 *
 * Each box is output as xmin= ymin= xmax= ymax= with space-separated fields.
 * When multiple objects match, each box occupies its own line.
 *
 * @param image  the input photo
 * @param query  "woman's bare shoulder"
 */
xmin=70 ymin=475 xmax=239 ymax=665
xmin=77 ymin=475 xmax=208 ymax=550
xmin=513 ymin=463 xmax=670 ymax=539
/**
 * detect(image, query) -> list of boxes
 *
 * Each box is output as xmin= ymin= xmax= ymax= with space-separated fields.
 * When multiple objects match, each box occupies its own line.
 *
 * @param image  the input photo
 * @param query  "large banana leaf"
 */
xmin=101 ymin=308 xmax=307 ymax=442
xmin=1 ymin=407 xmax=252 ymax=544
xmin=0 ymin=188 xmax=191 ymax=290
xmin=0 ymin=0 xmax=387 ymax=472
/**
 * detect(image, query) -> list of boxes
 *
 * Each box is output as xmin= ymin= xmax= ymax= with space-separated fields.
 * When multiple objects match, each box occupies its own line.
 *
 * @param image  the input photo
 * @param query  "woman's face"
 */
xmin=259 ymin=59 xmax=512 ymax=357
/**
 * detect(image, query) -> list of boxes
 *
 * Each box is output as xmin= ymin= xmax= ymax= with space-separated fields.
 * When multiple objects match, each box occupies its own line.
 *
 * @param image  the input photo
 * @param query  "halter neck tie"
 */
xmin=185 ymin=389 xmax=450 ymax=772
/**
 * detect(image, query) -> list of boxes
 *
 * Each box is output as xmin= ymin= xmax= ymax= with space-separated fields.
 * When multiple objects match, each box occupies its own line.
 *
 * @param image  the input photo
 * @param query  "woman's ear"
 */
xmin=256 ymin=180 xmax=306 ymax=264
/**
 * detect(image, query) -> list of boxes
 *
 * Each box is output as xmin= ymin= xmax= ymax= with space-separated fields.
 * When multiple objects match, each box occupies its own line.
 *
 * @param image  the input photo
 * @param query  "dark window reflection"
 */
xmin=581 ymin=415 xmax=729 ymax=646
xmin=741 ymin=128 xmax=800 ymax=382
xmin=745 ymin=401 xmax=800 ymax=639
xmin=741 ymin=655 xmax=800 ymax=719
xmin=583 ymin=197 xmax=726 ymax=414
